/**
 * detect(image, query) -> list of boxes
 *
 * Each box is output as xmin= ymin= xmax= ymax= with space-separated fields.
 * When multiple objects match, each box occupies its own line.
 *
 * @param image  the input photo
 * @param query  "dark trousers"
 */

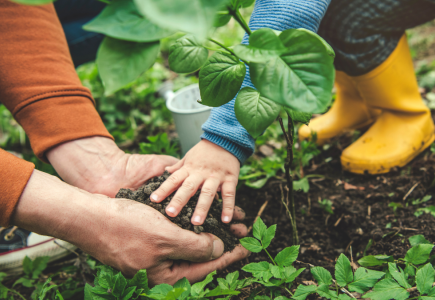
xmin=54 ymin=0 xmax=105 ymax=67
xmin=319 ymin=0 xmax=435 ymax=76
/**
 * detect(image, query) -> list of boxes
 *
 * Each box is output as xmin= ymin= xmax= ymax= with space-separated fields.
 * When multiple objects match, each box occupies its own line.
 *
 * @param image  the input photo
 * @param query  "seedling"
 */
xmin=318 ymin=199 xmax=334 ymax=215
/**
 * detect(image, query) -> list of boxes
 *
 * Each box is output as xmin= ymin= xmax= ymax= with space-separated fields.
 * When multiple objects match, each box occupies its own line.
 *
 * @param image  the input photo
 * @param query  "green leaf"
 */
xmin=275 ymin=245 xmax=300 ymax=267
xmin=217 ymin=278 xmax=229 ymax=290
xmin=338 ymin=295 xmax=352 ymax=300
xmin=233 ymin=28 xmax=287 ymax=63
xmin=317 ymin=284 xmax=338 ymax=299
xmin=363 ymin=279 xmax=409 ymax=300
xmin=226 ymin=271 xmax=239 ymax=290
xmin=97 ymin=37 xmax=160 ymax=95
xmin=205 ymin=286 xmax=240 ymax=297
xmin=292 ymin=284 xmax=316 ymax=300
xmin=335 ymin=254 xmax=353 ymax=287
xmin=388 ymin=263 xmax=411 ymax=289
xmin=348 ymin=267 xmax=385 ymax=294
xmin=134 ymin=0 xmax=230 ymax=40
xmin=0 ymin=273 xmax=6 ymax=283
xmin=127 ymin=270 xmax=149 ymax=293
xmin=199 ymin=51 xmax=246 ymax=107
xmin=191 ymin=271 xmax=215 ymax=296
xmin=31 ymin=256 xmax=50 ymax=279
xmin=214 ymin=12 xmax=231 ymax=27
xmin=96 ymin=265 xmax=115 ymax=289
xmin=262 ymin=225 xmax=277 ymax=249
xmin=148 ymin=284 xmax=172 ymax=294
xmin=250 ymin=28 xmax=334 ymax=113
xmin=174 ymin=277 xmax=191 ymax=300
xmin=9 ymin=0 xmax=53 ymax=5
xmin=409 ymin=235 xmax=432 ymax=247
xmin=83 ymin=0 xmax=173 ymax=42
xmin=242 ymin=261 xmax=269 ymax=274
xmin=270 ymin=265 xmax=282 ymax=279
xmin=84 ymin=284 xmax=93 ymax=300
xmin=253 ymin=217 xmax=267 ymax=241
xmin=238 ymin=0 xmax=255 ymax=8
xmin=112 ymin=273 xmax=127 ymax=297
xmin=405 ymin=263 xmax=416 ymax=277
xmin=417 ymin=263 xmax=435 ymax=295
xmin=285 ymin=267 xmax=305 ymax=283
xmin=235 ymin=87 xmax=281 ymax=138
xmin=293 ymin=177 xmax=310 ymax=193
xmin=275 ymin=297 xmax=291 ymax=300
xmin=428 ymin=286 xmax=435 ymax=296
xmin=405 ymin=244 xmax=433 ymax=265
xmin=284 ymin=107 xmax=312 ymax=125
xmin=240 ymin=237 xmax=263 ymax=253
xmin=311 ymin=267 xmax=332 ymax=286
xmin=13 ymin=277 xmax=34 ymax=288
xmin=121 ymin=286 xmax=136 ymax=300
xmin=358 ymin=255 xmax=392 ymax=267
xmin=23 ymin=256 xmax=32 ymax=276
xmin=168 ymin=36 xmax=208 ymax=73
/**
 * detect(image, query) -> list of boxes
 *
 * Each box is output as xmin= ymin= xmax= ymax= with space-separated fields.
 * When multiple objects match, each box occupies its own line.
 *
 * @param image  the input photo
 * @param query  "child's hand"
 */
xmin=150 ymin=140 xmax=240 ymax=225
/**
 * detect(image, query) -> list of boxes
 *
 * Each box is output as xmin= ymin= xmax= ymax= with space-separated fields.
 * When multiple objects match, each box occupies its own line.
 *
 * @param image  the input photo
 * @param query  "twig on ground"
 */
xmin=334 ymin=214 xmax=344 ymax=227
xmin=403 ymin=182 xmax=419 ymax=201
xmin=248 ymin=195 xmax=269 ymax=233
xmin=54 ymin=241 xmax=89 ymax=285
xmin=368 ymin=206 xmax=371 ymax=218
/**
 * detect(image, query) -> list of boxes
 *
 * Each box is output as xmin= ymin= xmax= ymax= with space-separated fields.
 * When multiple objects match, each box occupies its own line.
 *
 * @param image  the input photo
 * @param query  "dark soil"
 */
xmin=115 ymin=171 xmax=238 ymax=253
xmin=224 ymin=127 xmax=435 ymax=298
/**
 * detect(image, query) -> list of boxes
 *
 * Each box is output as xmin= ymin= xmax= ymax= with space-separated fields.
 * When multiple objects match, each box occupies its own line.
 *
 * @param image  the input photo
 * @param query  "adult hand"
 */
xmin=47 ymin=136 xmax=178 ymax=197
xmin=12 ymin=170 xmax=249 ymax=285
xmin=150 ymin=140 xmax=240 ymax=226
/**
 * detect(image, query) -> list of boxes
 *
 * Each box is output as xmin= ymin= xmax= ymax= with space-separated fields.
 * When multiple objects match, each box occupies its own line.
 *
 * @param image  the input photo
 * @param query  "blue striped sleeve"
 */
xmin=201 ymin=0 xmax=331 ymax=163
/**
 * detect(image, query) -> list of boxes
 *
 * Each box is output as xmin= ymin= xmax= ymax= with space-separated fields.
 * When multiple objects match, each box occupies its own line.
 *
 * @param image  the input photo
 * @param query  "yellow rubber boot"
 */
xmin=298 ymin=71 xmax=380 ymax=145
xmin=341 ymin=35 xmax=435 ymax=174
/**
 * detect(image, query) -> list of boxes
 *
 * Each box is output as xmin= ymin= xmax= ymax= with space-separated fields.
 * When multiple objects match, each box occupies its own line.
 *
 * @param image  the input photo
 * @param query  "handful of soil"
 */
xmin=115 ymin=171 xmax=238 ymax=252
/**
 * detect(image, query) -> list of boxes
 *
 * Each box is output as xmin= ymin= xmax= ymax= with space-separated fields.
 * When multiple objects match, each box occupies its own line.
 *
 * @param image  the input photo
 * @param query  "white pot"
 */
xmin=164 ymin=84 xmax=211 ymax=156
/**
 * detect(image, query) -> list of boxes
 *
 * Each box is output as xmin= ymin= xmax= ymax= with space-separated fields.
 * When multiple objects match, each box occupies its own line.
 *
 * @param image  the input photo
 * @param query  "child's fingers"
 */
xmin=165 ymin=174 xmax=203 ymax=217
xmin=220 ymin=177 xmax=237 ymax=223
xmin=191 ymin=177 xmax=220 ymax=225
xmin=151 ymin=169 xmax=188 ymax=203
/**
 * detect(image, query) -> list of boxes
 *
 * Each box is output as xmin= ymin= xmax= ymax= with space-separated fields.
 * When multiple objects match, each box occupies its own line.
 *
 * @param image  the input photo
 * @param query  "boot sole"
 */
xmin=341 ymin=131 xmax=435 ymax=175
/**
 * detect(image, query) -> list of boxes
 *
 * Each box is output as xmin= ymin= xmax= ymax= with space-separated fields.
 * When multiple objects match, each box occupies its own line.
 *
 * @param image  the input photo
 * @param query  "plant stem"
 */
xmin=207 ymin=38 xmax=249 ymax=64
xmin=278 ymin=116 xmax=299 ymax=245
xmin=227 ymin=6 xmax=252 ymax=35
xmin=264 ymin=248 xmax=277 ymax=266
xmin=285 ymin=287 xmax=294 ymax=296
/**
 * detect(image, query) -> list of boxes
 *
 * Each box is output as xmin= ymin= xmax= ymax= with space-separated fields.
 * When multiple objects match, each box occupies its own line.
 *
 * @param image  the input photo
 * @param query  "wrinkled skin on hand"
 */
xmin=13 ymin=170 xmax=249 ymax=285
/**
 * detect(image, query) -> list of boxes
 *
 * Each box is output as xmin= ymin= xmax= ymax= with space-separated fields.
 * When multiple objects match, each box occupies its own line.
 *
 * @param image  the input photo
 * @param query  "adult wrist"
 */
xmin=46 ymin=136 xmax=124 ymax=190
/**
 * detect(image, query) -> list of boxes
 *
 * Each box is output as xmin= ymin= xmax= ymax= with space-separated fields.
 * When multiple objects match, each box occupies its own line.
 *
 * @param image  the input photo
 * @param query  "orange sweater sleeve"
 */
xmin=0 ymin=0 xmax=113 ymax=162
xmin=0 ymin=150 xmax=35 ymax=226
xmin=0 ymin=0 xmax=113 ymax=226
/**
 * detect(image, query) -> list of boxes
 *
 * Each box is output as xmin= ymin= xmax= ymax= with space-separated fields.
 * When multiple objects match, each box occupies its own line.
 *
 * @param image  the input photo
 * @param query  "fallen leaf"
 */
xmin=344 ymin=182 xmax=365 ymax=190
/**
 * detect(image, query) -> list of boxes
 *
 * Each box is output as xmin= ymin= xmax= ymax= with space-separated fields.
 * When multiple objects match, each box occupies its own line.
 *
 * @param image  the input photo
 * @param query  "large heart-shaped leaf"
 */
xmin=233 ymin=28 xmax=287 ymax=63
xmin=97 ymin=37 xmax=160 ymax=95
xmin=235 ymin=87 xmax=281 ymax=138
xmin=250 ymin=28 xmax=335 ymax=113
xmin=84 ymin=0 xmax=173 ymax=42
xmin=168 ymin=36 xmax=208 ymax=73
xmin=199 ymin=51 xmax=246 ymax=107
xmin=134 ymin=0 xmax=230 ymax=39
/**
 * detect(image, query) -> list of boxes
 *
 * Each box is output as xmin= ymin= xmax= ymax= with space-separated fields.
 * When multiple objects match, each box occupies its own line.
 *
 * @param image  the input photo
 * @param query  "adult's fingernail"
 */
xmin=193 ymin=215 xmax=201 ymax=224
xmin=211 ymin=238 xmax=224 ymax=259
xmin=150 ymin=194 xmax=158 ymax=202
xmin=223 ymin=216 xmax=230 ymax=223
xmin=166 ymin=206 xmax=176 ymax=215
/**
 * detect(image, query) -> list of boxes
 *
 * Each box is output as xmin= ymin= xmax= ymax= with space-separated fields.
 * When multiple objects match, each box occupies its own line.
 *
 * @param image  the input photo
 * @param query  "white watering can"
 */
xmin=160 ymin=83 xmax=212 ymax=156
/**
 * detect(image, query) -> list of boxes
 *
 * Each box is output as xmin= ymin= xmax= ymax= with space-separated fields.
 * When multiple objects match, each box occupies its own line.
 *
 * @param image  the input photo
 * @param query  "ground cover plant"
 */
xmin=2 ymin=0 xmax=435 ymax=299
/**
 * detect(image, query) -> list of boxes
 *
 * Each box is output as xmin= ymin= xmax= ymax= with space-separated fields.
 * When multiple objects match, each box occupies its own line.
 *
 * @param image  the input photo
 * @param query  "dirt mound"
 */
xmin=116 ymin=171 xmax=238 ymax=252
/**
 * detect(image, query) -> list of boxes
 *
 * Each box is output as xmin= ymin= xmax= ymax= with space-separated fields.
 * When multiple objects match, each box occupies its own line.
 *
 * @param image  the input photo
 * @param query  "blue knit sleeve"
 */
xmin=201 ymin=0 xmax=331 ymax=163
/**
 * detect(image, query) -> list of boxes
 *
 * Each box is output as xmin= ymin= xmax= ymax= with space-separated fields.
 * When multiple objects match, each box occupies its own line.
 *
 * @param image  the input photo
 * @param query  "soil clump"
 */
xmin=116 ymin=171 xmax=238 ymax=253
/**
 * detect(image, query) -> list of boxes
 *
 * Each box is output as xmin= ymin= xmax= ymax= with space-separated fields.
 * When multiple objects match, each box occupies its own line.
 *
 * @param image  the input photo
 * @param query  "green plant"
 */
xmin=13 ymin=256 xmax=50 ymax=288
xmin=318 ymin=199 xmax=334 ymax=215
xmin=139 ymin=133 xmax=179 ymax=157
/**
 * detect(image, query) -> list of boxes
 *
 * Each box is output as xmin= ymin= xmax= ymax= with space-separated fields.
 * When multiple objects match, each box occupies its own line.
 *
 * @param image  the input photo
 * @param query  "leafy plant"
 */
xmin=139 ymin=133 xmax=179 ymax=157
xmin=13 ymin=256 xmax=50 ymax=288
xmin=318 ymin=199 xmax=334 ymax=215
